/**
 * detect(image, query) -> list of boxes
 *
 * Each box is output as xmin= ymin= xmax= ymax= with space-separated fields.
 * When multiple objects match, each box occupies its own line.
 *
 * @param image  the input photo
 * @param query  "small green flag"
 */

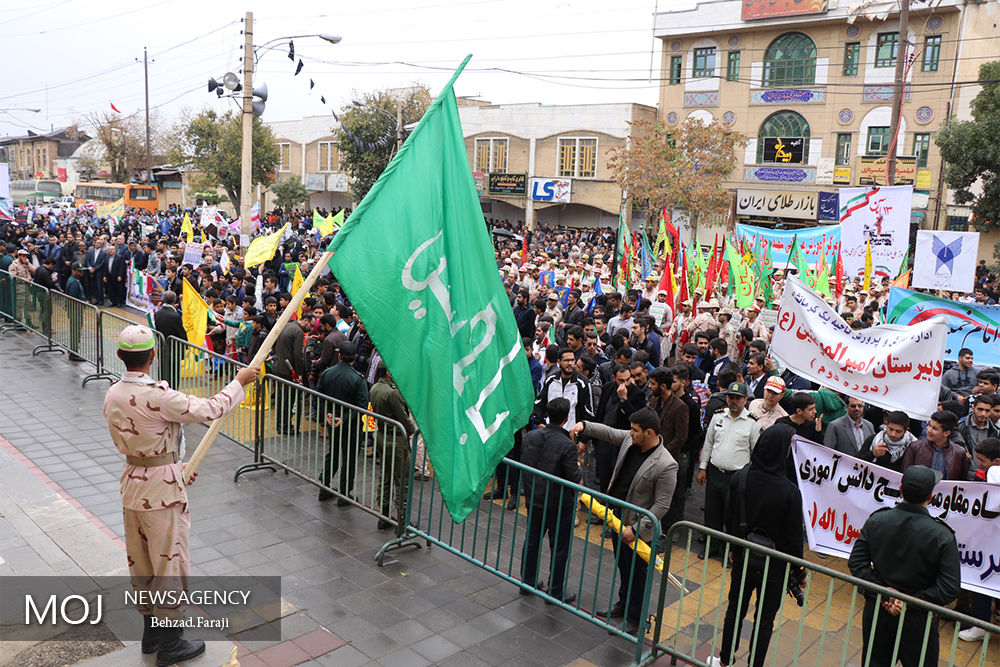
xmin=724 ymin=241 xmax=754 ymax=308
xmin=788 ymin=235 xmax=814 ymax=289
xmin=327 ymin=56 xmax=534 ymax=522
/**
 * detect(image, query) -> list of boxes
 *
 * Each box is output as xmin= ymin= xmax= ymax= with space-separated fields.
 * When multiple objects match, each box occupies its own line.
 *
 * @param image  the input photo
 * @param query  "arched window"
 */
xmin=762 ymin=32 xmax=817 ymax=87
xmin=756 ymin=111 xmax=810 ymax=163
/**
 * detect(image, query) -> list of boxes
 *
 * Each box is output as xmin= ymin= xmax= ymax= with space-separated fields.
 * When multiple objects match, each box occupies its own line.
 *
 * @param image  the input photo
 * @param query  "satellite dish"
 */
xmin=223 ymin=72 xmax=240 ymax=91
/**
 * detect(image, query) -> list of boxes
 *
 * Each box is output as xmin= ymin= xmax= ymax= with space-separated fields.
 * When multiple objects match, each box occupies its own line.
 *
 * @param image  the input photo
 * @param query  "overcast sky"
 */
xmin=0 ymin=0 xmax=670 ymax=140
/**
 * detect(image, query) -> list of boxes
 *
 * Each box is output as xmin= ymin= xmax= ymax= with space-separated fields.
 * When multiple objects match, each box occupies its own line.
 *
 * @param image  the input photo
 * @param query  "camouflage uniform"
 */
xmin=103 ymin=328 xmax=244 ymax=618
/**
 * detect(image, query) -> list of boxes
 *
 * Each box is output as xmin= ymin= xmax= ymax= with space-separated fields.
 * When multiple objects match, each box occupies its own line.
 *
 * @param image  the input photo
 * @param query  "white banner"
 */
xmin=839 ymin=185 xmax=912 ymax=280
xmin=912 ymin=230 xmax=979 ymax=294
xmin=771 ymin=275 xmax=946 ymax=420
xmin=792 ymin=437 xmax=1000 ymax=597
xmin=182 ymin=241 xmax=207 ymax=267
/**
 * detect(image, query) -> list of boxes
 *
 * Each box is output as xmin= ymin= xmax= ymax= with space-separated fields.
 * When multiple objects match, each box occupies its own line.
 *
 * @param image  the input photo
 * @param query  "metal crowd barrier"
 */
xmin=0 ymin=273 xmax=61 ymax=357
xmin=83 ymin=310 xmax=164 ymax=385
xmin=47 ymin=291 xmax=100 ymax=363
xmin=163 ymin=336 xmax=413 ymax=533
xmin=0 ymin=270 xmax=15 ymax=325
xmin=379 ymin=444 xmax=667 ymax=664
xmin=647 ymin=521 xmax=999 ymax=667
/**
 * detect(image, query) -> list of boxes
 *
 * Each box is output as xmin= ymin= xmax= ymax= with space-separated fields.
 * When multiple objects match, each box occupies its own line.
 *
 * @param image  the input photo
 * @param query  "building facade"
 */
xmin=0 ymin=127 xmax=90 ymax=182
xmin=458 ymin=101 xmax=657 ymax=229
xmin=654 ymin=0 xmax=999 ymax=254
xmin=265 ymin=115 xmax=351 ymax=211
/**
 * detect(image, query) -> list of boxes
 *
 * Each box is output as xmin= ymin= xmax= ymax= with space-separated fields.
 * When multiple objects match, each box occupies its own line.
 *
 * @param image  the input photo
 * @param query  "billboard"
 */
xmin=487 ymin=173 xmax=526 ymax=195
xmin=742 ymin=0 xmax=828 ymax=21
xmin=530 ymin=178 xmax=571 ymax=203
xmin=761 ymin=137 xmax=805 ymax=164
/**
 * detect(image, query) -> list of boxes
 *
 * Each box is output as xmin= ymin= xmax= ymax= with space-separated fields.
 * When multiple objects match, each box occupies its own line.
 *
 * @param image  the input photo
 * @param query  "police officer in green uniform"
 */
xmin=314 ymin=341 xmax=369 ymax=504
xmin=848 ymin=465 xmax=961 ymax=667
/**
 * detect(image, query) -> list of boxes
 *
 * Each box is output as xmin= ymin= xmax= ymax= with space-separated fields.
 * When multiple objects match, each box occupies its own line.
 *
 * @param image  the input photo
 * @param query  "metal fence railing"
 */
xmin=379 ymin=443 xmax=668 ymax=664
xmin=0 ymin=269 xmax=15 ymax=326
xmin=1 ymin=273 xmax=61 ymax=357
xmin=646 ymin=521 xmax=999 ymax=667
xmin=49 ymin=291 xmax=101 ymax=367
xmin=163 ymin=336 xmax=413 ymax=531
xmin=91 ymin=310 xmax=164 ymax=382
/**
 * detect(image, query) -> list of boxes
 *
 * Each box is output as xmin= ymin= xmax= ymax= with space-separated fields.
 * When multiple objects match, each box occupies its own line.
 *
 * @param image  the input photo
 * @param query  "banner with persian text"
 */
xmin=771 ymin=275 xmax=946 ymax=419
xmin=792 ymin=436 xmax=1000 ymax=597
xmin=839 ymin=185 xmax=913 ymax=280
xmin=734 ymin=223 xmax=839 ymax=267
xmin=886 ymin=287 xmax=1000 ymax=365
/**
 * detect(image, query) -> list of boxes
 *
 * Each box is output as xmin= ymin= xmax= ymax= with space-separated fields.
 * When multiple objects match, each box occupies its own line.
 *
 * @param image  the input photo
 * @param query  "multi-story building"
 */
xmin=264 ymin=115 xmax=351 ymax=211
xmin=654 ymin=0 xmax=1000 ymax=255
xmin=0 ymin=127 xmax=90 ymax=181
xmin=458 ymin=101 xmax=657 ymax=229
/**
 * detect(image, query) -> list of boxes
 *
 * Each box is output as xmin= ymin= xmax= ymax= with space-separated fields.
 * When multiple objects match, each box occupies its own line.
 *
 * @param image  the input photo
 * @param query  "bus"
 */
xmin=74 ymin=182 xmax=159 ymax=213
xmin=9 ymin=179 xmax=63 ymax=205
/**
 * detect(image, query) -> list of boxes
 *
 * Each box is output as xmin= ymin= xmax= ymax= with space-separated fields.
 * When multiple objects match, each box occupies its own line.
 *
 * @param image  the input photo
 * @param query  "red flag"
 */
xmin=519 ymin=235 xmax=528 ymax=266
xmin=657 ymin=244 xmax=675 ymax=307
xmin=110 ymin=102 xmax=121 ymax=113
xmin=661 ymin=206 xmax=679 ymax=240
xmin=835 ymin=245 xmax=845 ymax=299
xmin=704 ymin=234 xmax=720 ymax=300
xmin=678 ymin=245 xmax=690 ymax=306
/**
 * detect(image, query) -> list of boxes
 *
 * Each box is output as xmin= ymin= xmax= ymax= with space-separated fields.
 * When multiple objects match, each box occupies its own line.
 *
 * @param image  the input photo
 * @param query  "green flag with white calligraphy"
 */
xmin=326 ymin=56 xmax=534 ymax=522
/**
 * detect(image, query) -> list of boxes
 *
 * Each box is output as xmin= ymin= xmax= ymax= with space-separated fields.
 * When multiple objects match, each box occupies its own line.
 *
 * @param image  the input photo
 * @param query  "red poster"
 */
xmin=57 ymin=168 xmax=67 ymax=182
xmin=742 ymin=0 xmax=827 ymax=21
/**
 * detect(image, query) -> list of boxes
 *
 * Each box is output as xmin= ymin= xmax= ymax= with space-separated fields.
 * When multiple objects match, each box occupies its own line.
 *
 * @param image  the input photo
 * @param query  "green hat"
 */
xmin=118 ymin=325 xmax=156 ymax=351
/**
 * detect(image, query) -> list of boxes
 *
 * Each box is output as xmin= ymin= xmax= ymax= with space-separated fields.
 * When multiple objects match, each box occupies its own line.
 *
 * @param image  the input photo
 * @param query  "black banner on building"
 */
xmin=487 ymin=173 xmax=527 ymax=195
xmin=762 ymin=137 xmax=805 ymax=164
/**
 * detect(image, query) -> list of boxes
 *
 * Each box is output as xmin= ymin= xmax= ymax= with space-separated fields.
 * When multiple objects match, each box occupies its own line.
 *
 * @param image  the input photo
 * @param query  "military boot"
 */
xmin=155 ymin=626 xmax=205 ymax=666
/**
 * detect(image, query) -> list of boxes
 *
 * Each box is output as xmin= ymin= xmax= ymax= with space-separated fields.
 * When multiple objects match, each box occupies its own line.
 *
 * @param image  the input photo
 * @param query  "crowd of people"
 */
xmin=3 ymin=205 xmax=998 ymax=660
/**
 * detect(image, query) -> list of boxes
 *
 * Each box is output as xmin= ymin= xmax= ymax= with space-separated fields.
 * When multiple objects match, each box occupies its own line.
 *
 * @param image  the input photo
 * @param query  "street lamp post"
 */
xmin=236 ymin=12 xmax=341 ymax=244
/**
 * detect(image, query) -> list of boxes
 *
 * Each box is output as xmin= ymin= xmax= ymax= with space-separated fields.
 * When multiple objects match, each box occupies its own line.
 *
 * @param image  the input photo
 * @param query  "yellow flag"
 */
xmin=181 ymin=212 xmax=194 ymax=243
xmin=863 ymin=238 xmax=873 ymax=292
xmin=316 ymin=210 xmax=344 ymax=237
xmin=181 ymin=279 xmax=209 ymax=378
xmin=292 ymin=266 xmax=304 ymax=317
xmin=243 ymin=223 xmax=288 ymax=268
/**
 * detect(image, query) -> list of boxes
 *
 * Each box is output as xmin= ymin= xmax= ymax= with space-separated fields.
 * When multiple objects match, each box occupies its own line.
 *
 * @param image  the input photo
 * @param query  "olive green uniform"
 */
xmin=848 ymin=503 xmax=961 ymax=667
xmin=369 ymin=377 xmax=416 ymax=534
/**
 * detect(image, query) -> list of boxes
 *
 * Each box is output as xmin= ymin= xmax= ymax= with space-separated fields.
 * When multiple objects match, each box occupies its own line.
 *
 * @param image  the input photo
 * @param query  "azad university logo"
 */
xmin=932 ymin=235 xmax=962 ymax=275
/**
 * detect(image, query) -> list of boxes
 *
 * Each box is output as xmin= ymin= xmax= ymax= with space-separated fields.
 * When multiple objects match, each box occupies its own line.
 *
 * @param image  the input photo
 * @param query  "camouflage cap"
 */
xmin=118 ymin=325 xmax=156 ymax=351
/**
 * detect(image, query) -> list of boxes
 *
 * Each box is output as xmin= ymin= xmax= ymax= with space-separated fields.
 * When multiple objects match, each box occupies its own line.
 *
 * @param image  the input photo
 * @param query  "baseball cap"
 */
xmin=900 ymin=465 xmax=941 ymax=499
xmin=547 ymin=293 xmax=559 ymax=301
xmin=118 ymin=325 xmax=156 ymax=351
xmin=724 ymin=381 xmax=749 ymax=397
xmin=764 ymin=376 xmax=786 ymax=394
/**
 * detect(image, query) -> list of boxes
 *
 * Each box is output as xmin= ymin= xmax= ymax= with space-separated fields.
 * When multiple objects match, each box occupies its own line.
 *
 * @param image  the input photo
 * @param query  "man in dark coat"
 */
xmin=153 ymin=290 xmax=187 ymax=386
xmin=272 ymin=313 xmax=313 ymax=434
xmin=104 ymin=245 xmax=129 ymax=307
xmin=315 ymin=341 xmax=369 ymax=504
xmin=849 ymin=466 xmax=961 ymax=667
xmin=519 ymin=397 xmax=581 ymax=603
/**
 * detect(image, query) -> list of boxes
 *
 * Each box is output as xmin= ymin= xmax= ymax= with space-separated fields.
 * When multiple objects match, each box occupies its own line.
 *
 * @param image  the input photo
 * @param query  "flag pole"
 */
xmin=183 ymin=248 xmax=335 ymax=484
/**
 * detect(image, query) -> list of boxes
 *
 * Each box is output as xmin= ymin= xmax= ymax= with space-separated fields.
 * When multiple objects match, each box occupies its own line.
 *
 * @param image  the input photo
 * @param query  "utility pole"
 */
xmin=144 ymin=46 xmax=152 ymax=185
xmin=239 ymin=11 xmax=254 ymax=244
xmin=886 ymin=0 xmax=910 ymax=186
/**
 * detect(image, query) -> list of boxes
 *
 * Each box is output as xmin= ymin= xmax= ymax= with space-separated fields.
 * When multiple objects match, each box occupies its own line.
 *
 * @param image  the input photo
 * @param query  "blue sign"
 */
xmin=818 ymin=192 xmax=839 ymax=221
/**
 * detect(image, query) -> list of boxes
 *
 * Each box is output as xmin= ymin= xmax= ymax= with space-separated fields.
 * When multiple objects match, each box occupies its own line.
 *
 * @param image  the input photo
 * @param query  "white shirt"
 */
xmin=701 ymin=408 xmax=762 ymax=472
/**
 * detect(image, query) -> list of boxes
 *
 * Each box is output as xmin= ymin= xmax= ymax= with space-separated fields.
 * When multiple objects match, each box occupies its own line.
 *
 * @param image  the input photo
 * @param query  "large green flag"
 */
xmin=326 ymin=56 xmax=534 ymax=522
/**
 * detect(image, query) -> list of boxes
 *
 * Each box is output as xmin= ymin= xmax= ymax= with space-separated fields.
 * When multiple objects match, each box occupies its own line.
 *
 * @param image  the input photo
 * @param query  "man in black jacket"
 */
xmin=591 ymin=363 xmax=645 ymax=495
xmin=848 ymin=466 xmax=961 ymax=667
xmin=272 ymin=313 xmax=313 ymax=434
xmin=712 ymin=425 xmax=804 ymax=667
xmin=153 ymin=291 xmax=187 ymax=387
xmin=104 ymin=245 xmax=128 ymax=307
xmin=518 ymin=398 xmax=581 ymax=603
xmin=315 ymin=341 xmax=369 ymax=504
